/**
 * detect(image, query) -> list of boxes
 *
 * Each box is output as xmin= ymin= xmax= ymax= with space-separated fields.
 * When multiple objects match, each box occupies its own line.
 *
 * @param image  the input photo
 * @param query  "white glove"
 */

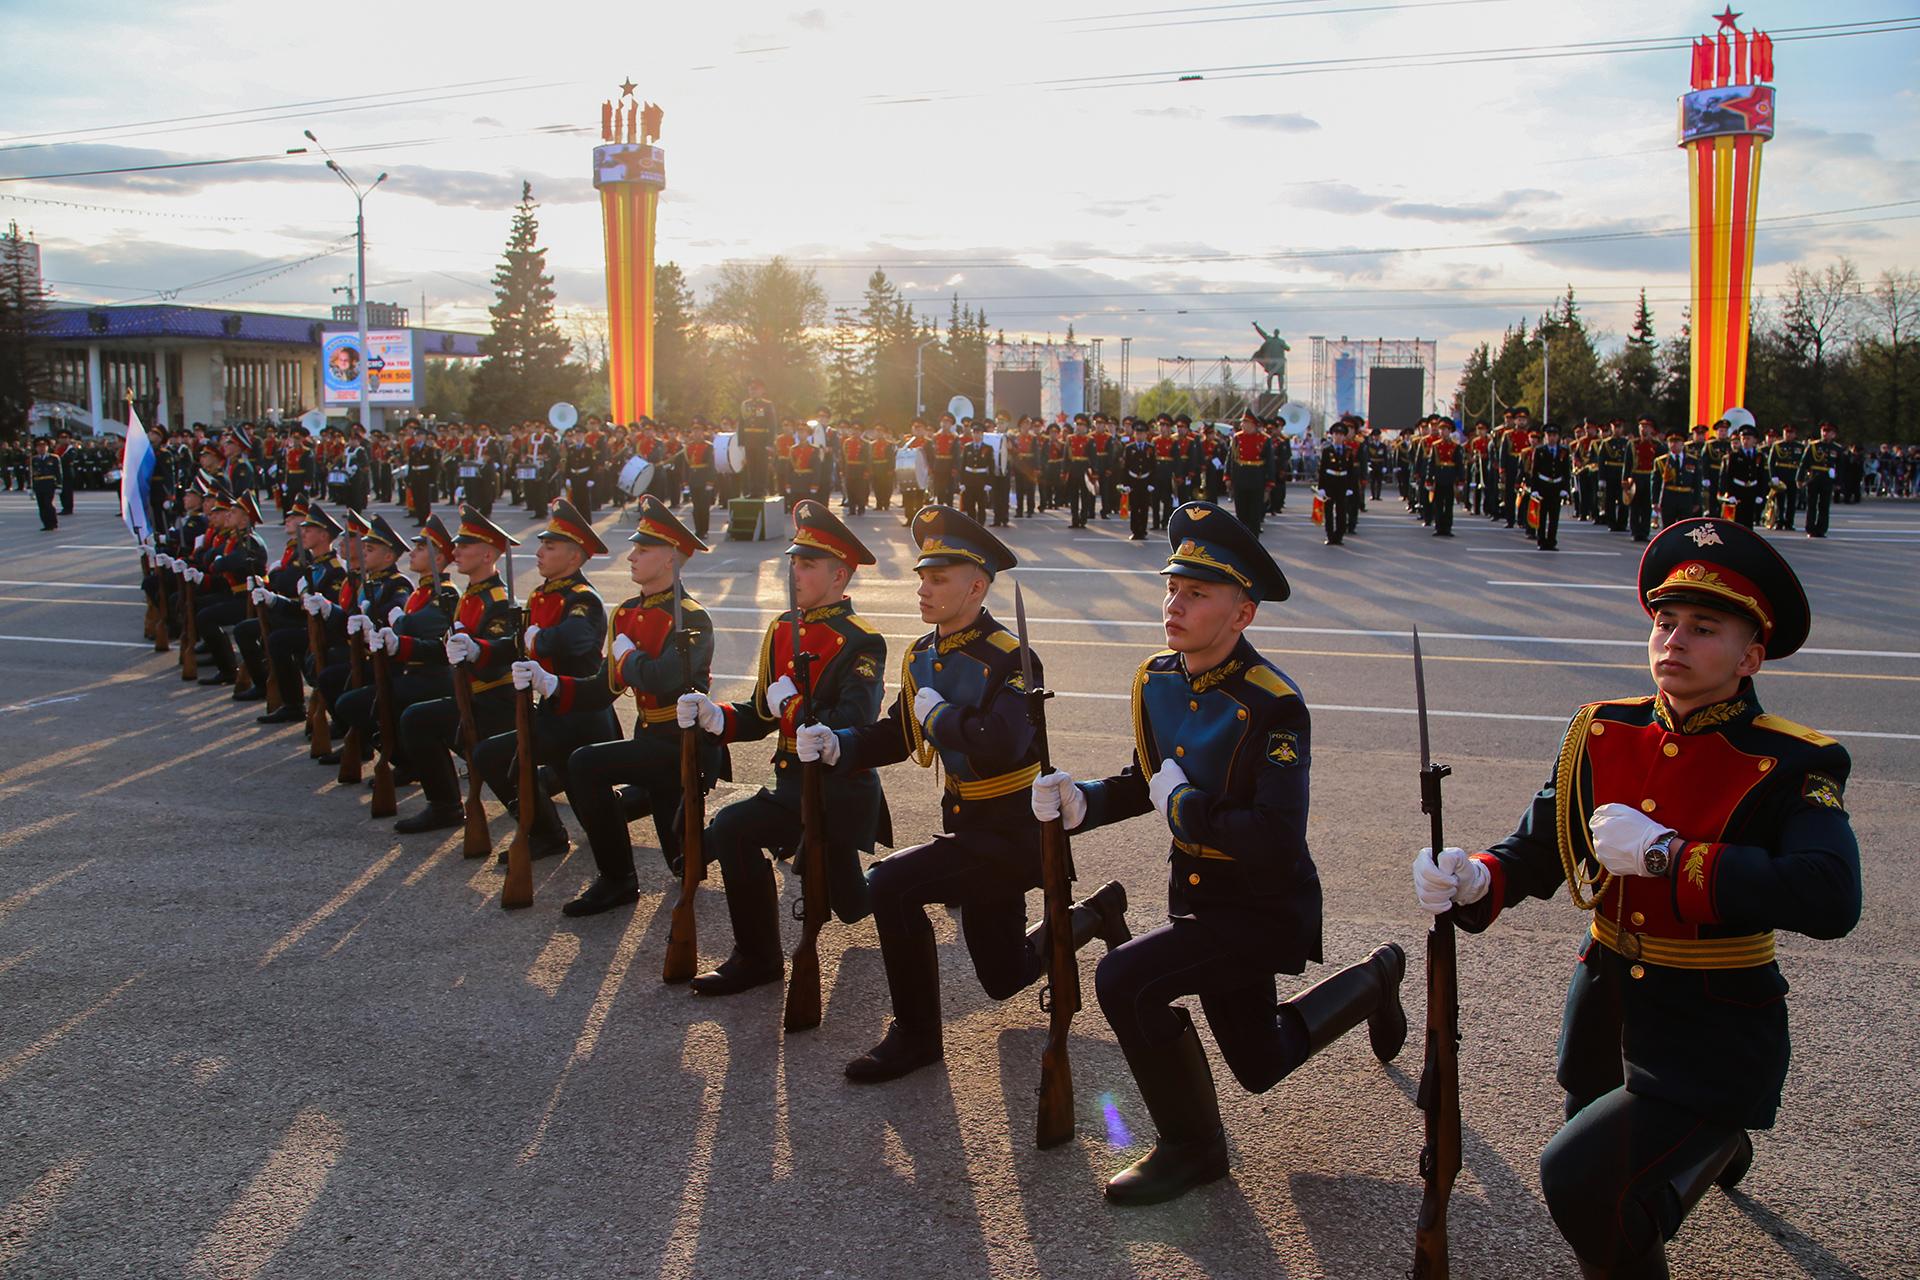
xmin=677 ymin=691 xmax=725 ymax=735
xmin=1589 ymin=802 xmax=1677 ymax=878
xmin=522 ymin=624 xmax=541 ymax=654
xmin=387 ymin=606 xmax=404 ymax=626
xmin=185 ymin=568 xmax=202 ymax=584
xmin=346 ymin=613 xmax=367 ymax=636
xmin=912 ymin=685 xmax=945 ymax=728
xmin=796 ymin=723 xmax=840 ymax=765
xmin=764 ymin=674 xmax=799 ymax=719
xmin=376 ymin=627 xmax=400 ymax=656
xmin=1413 ymin=847 xmax=1491 ymax=913
xmin=1030 ymin=769 xmax=1087 ymax=831
xmin=313 ymin=596 xmax=333 ymax=620
xmin=1148 ymin=758 xmax=1189 ymax=818
xmin=611 ymin=633 xmax=636 ymax=665
xmin=250 ymin=586 xmax=269 ymax=605
xmin=511 ymin=659 xmax=558 ymax=698
xmin=444 ymin=632 xmax=478 ymax=664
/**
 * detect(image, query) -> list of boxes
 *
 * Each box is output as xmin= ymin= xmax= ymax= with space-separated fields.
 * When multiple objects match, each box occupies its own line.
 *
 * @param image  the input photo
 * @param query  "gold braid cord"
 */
xmin=1130 ymin=655 xmax=1158 ymax=777
xmin=901 ymin=647 xmax=935 ymax=768
xmin=1554 ymin=703 xmax=1611 ymax=910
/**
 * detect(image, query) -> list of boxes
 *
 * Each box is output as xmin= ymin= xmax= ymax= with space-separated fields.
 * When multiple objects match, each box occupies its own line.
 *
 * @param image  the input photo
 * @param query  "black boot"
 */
xmin=497 ymin=790 xmax=569 ymax=863
xmin=690 ymin=856 xmax=784 ymax=995
xmin=395 ymin=803 xmax=463 ymax=834
xmin=844 ymin=927 xmax=943 ymax=1083
xmin=1282 ymin=942 xmax=1407 ymax=1064
xmin=1576 ymin=1244 xmax=1671 ymax=1279
xmin=232 ymin=685 xmax=266 ymax=702
xmin=256 ymin=705 xmax=302 ymax=726
xmin=1026 ymin=879 xmax=1131 ymax=963
xmin=1104 ymin=1012 xmax=1230 ymax=1205
xmin=561 ymin=876 xmax=640 ymax=918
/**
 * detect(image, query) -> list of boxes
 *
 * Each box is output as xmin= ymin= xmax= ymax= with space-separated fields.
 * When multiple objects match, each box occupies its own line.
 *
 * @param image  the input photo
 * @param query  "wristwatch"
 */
xmin=1642 ymin=833 xmax=1679 ymax=877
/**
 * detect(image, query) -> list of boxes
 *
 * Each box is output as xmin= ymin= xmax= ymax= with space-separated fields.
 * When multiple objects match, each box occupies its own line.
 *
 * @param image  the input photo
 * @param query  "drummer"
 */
xmin=898 ymin=421 xmax=932 ymax=526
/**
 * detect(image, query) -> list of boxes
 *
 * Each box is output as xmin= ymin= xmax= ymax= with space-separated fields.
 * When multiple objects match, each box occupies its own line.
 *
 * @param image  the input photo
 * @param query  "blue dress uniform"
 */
xmin=264 ymin=503 xmax=348 ymax=722
xmin=560 ymin=497 xmax=726 ymax=916
xmin=232 ymin=492 xmax=309 ymax=700
xmin=194 ymin=491 xmax=270 ymax=685
xmin=395 ymin=506 xmax=521 ymax=832
xmin=335 ymin=515 xmax=459 ymax=781
xmin=472 ymin=499 xmax=615 ymax=860
xmin=834 ymin=505 xmax=1128 ymax=1084
xmin=690 ymin=500 xmax=889 ymax=994
xmin=1442 ymin=518 xmax=1861 ymax=1278
xmin=1073 ymin=503 xmax=1405 ymax=1206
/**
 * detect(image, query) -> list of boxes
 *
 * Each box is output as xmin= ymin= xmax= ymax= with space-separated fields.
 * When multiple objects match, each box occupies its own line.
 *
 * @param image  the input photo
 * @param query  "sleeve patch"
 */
xmin=567 ymin=600 xmax=592 ymax=618
xmin=1802 ymin=773 xmax=1846 ymax=810
xmin=1266 ymin=729 xmax=1302 ymax=767
xmin=853 ymin=655 xmax=878 ymax=681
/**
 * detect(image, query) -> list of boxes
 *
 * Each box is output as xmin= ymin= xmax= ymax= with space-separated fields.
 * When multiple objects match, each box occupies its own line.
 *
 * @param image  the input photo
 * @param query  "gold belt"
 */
xmin=944 ymin=762 xmax=1041 ymax=801
xmin=1589 ymin=916 xmax=1775 ymax=970
xmin=1173 ymin=838 xmax=1233 ymax=861
xmin=639 ymin=704 xmax=677 ymax=724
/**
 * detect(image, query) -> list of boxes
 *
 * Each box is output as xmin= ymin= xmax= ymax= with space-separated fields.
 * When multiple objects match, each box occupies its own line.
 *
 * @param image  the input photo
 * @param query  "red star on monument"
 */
xmin=619 ymin=78 xmax=637 ymax=98
xmin=1713 ymin=6 xmax=1742 ymax=29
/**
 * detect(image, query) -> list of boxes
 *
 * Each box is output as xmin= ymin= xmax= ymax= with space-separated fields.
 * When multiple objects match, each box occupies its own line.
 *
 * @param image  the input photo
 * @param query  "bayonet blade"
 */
xmin=671 ymin=564 xmax=684 ymax=638
xmin=1412 ymin=624 xmax=1432 ymax=770
xmin=1013 ymin=580 xmax=1035 ymax=694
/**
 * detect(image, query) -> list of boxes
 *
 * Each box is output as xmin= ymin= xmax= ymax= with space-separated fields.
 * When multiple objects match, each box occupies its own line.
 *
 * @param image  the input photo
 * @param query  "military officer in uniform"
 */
xmin=1796 ymin=421 xmax=1842 ymax=538
xmin=1529 ymin=423 xmax=1573 ymax=551
xmin=31 ymin=437 xmax=61 ymax=530
xmin=545 ymin=497 xmax=723 ymax=917
xmin=1428 ymin=422 xmax=1462 ymax=538
xmin=1230 ymin=410 xmax=1270 ymax=533
xmin=342 ymin=514 xmax=460 ymax=788
xmin=316 ymin=512 xmax=414 ymax=759
xmin=1652 ymin=429 xmax=1703 ymax=530
xmin=1719 ymin=424 xmax=1767 ymax=529
xmin=1317 ymin=422 xmax=1359 ymax=545
xmin=394 ymin=507 xmax=521 ymax=833
xmin=1412 ymin=516 xmax=1860 ymax=1278
xmin=803 ymin=505 xmax=1127 ymax=1083
xmin=232 ymin=493 xmax=307 ymax=701
xmin=468 ymin=499 xmax=615 ymax=861
xmin=258 ymin=504 xmax=348 ymax=725
xmin=193 ymin=490 xmax=270 ymax=685
xmin=1032 ymin=502 xmax=1405 ymax=1204
xmin=674 ymin=499 xmax=889 ymax=995
xmin=1765 ymin=423 xmax=1805 ymax=531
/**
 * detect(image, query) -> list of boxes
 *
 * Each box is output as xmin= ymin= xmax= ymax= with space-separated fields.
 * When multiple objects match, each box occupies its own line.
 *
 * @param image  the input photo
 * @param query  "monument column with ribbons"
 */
xmin=595 ymin=82 xmax=666 ymax=424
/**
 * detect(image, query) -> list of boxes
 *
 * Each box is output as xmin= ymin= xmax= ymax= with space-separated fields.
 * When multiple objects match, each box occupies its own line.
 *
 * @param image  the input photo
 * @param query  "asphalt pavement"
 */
xmin=0 ymin=487 xmax=1914 ymax=1279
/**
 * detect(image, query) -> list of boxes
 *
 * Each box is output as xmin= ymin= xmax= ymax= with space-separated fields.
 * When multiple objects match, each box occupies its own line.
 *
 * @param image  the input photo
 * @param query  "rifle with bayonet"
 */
xmin=336 ymin=528 xmax=366 ymax=785
xmin=783 ymin=569 xmax=828 ymax=1032
xmin=144 ymin=543 xmax=169 ymax=651
xmin=1017 ymin=580 xmax=1080 ymax=1149
xmin=304 ymin=540 xmax=334 ymax=758
xmin=450 ymin=614 xmax=492 ymax=858
xmin=663 ymin=570 xmax=704 ymax=984
xmin=253 ymin=574 xmax=284 ymax=712
xmin=178 ymin=561 xmax=199 ymax=682
xmin=502 ymin=603 xmax=535 ymax=910
xmin=368 ymin=583 xmax=399 ymax=819
xmin=1411 ymin=624 xmax=1462 ymax=1280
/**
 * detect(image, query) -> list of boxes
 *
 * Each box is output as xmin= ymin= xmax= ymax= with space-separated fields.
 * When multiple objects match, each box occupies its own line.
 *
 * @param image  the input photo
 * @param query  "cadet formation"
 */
xmin=110 ymin=392 xmax=1866 ymax=1280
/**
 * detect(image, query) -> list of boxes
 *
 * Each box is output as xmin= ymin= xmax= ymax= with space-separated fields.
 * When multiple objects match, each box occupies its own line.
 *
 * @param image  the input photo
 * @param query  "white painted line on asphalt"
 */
xmin=0 ymin=580 xmax=143 ymax=591
xmin=0 ymin=635 xmax=154 ymax=648
xmin=53 ymin=545 xmax=145 ymax=552
xmin=1485 ymin=580 xmax=1637 ymax=590
xmin=1464 ymin=548 xmax=1620 ymax=556
xmin=0 ymin=695 xmax=87 ymax=713
xmin=696 ymin=607 xmax=1920 ymax=659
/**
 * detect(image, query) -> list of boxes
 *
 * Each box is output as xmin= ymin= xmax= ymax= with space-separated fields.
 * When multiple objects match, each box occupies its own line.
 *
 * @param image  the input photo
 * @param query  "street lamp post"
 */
xmin=304 ymin=130 xmax=386 ymax=431
xmin=914 ymin=337 xmax=939 ymax=417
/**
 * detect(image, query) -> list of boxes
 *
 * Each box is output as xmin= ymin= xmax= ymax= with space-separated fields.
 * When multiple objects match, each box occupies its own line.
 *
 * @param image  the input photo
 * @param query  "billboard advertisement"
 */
xmin=1677 ymin=84 xmax=1775 ymax=143
xmin=321 ymin=328 xmax=417 ymax=405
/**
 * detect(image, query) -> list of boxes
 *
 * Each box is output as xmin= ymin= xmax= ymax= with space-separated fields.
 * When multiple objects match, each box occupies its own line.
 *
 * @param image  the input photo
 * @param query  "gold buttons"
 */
xmin=1589 ymin=723 xmax=1605 ymax=736
xmin=1629 ymin=964 xmax=1646 ymax=980
xmin=1236 ymin=709 xmax=1247 ymax=720
xmin=1187 ymin=873 xmax=1201 ymax=886
xmin=777 ymin=760 xmax=788 ymax=770
xmin=1640 ymin=799 xmax=1656 ymax=813
xmin=951 ymin=804 xmax=961 ymax=815
xmin=1630 ymin=911 xmax=1646 ymax=927
xmin=1662 ymin=742 xmax=1679 ymax=757
xmin=1758 ymin=759 xmax=1773 ymax=772
xmin=1189 ymin=700 xmax=1198 ymax=711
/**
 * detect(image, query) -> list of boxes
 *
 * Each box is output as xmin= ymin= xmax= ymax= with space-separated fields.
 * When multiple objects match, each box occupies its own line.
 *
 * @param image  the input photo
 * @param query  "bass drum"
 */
xmin=981 ymin=431 xmax=1010 ymax=474
xmin=713 ymin=432 xmax=748 ymax=476
xmin=618 ymin=456 xmax=655 ymax=498
xmin=895 ymin=445 xmax=932 ymax=491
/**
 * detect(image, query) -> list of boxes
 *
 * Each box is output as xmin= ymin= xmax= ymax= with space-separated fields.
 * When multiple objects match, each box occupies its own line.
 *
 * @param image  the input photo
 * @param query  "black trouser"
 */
xmin=1771 ymin=472 xmax=1798 ymax=528
xmin=1068 ymin=466 xmax=1094 ymax=526
xmin=267 ymin=625 xmax=314 ymax=706
xmin=1629 ymin=477 xmax=1653 ymax=541
xmin=400 ymin=693 xmax=514 ymax=810
xmin=567 ymin=729 xmax=720 ymax=884
xmin=1148 ymin=467 xmax=1175 ymax=528
xmin=336 ymin=670 xmax=451 ymax=770
xmin=1500 ymin=463 xmax=1521 ymax=525
xmin=1132 ymin=481 xmax=1155 ymax=537
xmin=1536 ymin=489 xmax=1563 ymax=547
xmin=1269 ymin=472 xmax=1288 ymax=514
xmin=1431 ymin=476 xmax=1455 ymax=535
xmin=1014 ymin=472 xmax=1036 ymax=517
xmin=60 ymin=482 xmax=74 ymax=515
xmin=932 ymin=461 xmax=954 ymax=506
xmin=844 ymin=467 xmax=869 ymax=514
xmin=867 ymin=829 xmax=1042 ymax=1034
xmin=34 ymin=481 xmax=58 ymax=529
xmin=1600 ymin=469 xmax=1625 ymax=530
xmin=1324 ymin=488 xmax=1356 ymax=543
xmin=194 ymin=593 xmax=251 ymax=676
xmin=408 ymin=480 xmax=432 ymax=524
xmin=1576 ymin=470 xmax=1596 ymax=520
xmin=1804 ymin=475 xmax=1832 ymax=535
xmin=688 ymin=481 xmax=713 ymax=541
xmin=991 ymin=476 xmax=1009 ymax=526
xmin=706 ymin=779 xmax=877 ymax=964
xmin=474 ymin=704 xmax=618 ymax=815
xmin=1232 ymin=480 xmax=1264 ymax=534
xmin=1659 ymin=494 xmax=1695 ymax=531
xmin=872 ymin=467 xmax=894 ymax=511
xmin=1099 ymin=470 xmax=1117 ymax=518
xmin=960 ymin=478 xmax=988 ymax=523
xmin=743 ymin=440 xmax=770 ymax=499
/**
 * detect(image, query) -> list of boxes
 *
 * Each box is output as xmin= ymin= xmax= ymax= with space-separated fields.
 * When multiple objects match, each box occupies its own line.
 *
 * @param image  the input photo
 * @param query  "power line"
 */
xmin=1072 ymin=0 xmax=1514 ymax=35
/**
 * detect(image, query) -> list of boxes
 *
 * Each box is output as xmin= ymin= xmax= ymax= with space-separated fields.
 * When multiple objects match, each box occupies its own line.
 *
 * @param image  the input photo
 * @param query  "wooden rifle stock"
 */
xmin=179 ymin=575 xmax=199 ymax=681
xmin=1411 ymin=760 xmax=1461 ymax=1280
xmin=503 ymin=608 xmax=534 ymax=910
xmin=1031 ymin=690 xmax=1078 ymax=1149
xmin=337 ymin=632 xmax=366 ymax=784
xmin=305 ymin=609 xmax=332 ymax=757
xmin=783 ymin=644 xmax=827 ymax=1033
xmin=662 ymin=723 xmax=704 ymax=984
xmin=254 ymin=587 xmax=284 ymax=713
xmin=451 ymin=660 xmax=491 ymax=858
xmin=151 ymin=561 xmax=171 ymax=653
xmin=369 ymin=640 xmax=398 ymax=818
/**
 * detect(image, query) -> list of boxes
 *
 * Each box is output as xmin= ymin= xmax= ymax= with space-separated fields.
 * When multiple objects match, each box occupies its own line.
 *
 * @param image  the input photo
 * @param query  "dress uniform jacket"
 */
xmin=1452 ymin=686 xmax=1861 ymax=1128
xmin=551 ymin=583 xmax=721 ymax=768
xmin=517 ymin=571 xmax=617 ymax=742
xmin=449 ymin=573 xmax=519 ymax=705
xmin=1080 ymin=640 xmax=1322 ymax=974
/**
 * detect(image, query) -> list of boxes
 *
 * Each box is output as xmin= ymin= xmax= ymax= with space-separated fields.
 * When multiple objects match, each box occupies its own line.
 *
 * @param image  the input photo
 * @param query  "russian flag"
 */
xmin=120 ymin=405 xmax=158 ymax=544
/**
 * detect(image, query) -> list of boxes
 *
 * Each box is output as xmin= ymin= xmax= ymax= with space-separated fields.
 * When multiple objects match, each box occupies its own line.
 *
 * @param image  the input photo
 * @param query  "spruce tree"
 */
xmin=0 ymin=223 xmax=49 ymax=439
xmin=470 ymin=182 xmax=577 ymax=425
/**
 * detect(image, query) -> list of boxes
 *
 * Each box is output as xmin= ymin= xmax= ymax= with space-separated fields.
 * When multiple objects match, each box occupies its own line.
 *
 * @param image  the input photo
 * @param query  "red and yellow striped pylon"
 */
xmin=599 ymin=180 xmax=659 ymax=424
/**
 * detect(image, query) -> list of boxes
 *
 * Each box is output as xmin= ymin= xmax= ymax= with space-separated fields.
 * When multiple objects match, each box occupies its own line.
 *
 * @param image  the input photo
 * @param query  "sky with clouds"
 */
xmin=2 ymin=0 xmax=1915 ymax=403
